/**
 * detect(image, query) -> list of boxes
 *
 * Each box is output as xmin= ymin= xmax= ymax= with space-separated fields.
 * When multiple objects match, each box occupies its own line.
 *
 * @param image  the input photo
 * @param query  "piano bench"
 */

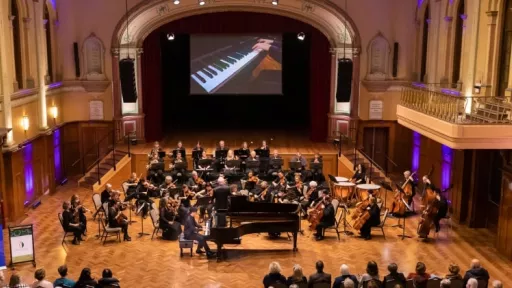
xmin=179 ymin=234 xmax=194 ymax=257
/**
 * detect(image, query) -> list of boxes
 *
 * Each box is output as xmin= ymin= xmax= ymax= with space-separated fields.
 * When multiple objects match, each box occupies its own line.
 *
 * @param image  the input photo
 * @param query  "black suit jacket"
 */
xmin=308 ymin=272 xmax=331 ymax=287
xmin=369 ymin=204 xmax=381 ymax=226
xmin=383 ymin=272 xmax=406 ymax=287
xmin=184 ymin=215 xmax=201 ymax=239
xmin=321 ymin=203 xmax=336 ymax=226
xmin=213 ymin=185 xmax=230 ymax=210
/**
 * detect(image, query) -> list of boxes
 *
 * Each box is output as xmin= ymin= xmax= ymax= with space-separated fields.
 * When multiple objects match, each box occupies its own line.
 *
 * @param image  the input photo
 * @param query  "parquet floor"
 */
xmin=4 ymin=179 xmax=512 ymax=287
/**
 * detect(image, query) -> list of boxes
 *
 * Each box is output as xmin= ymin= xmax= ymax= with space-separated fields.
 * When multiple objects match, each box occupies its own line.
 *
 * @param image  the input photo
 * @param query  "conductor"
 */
xmin=213 ymin=177 xmax=230 ymax=210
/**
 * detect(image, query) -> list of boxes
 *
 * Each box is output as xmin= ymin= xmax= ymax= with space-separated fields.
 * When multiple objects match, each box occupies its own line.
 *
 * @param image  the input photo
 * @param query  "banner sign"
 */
xmin=9 ymin=224 xmax=35 ymax=266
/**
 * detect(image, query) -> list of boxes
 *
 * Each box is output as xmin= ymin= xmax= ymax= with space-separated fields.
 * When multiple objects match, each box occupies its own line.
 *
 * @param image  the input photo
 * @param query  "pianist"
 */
xmin=252 ymin=39 xmax=282 ymax=64
xmin=184 ymin=207 xmax=214 ymax=257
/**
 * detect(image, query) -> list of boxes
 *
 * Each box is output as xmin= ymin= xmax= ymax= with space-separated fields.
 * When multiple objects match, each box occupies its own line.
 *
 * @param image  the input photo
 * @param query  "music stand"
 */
xmin=255 ymin=149 xmax=270 ymax=158
xmin=289 ymin=161 xmax=303 ymax=171
xmin=392 ymin=183 xmax=412 ymax=240
xmin=340 ymin=203 xmax=354 ymax=236
xmin=137 ymin=202 xmax=150 ymax=237
xmin=172 ymin=149 xmax=186 ymax=159
xmin=269 ymin=158 xmax=283 ymax=167
xmin=174 ymin=162 xmax=188 ymax=171
xmin=158 ymin=151 xmax=166 ymax=159
xmin=310 ymin=162 xmax=323 ymax=170
xmin=380 ymin=181 xmax=393 ymax=208
xmin=215 ymin=150 xmax=228 ymax=160
xmin=235 ymin=149 xmax=249 ymax=159
xmin=195 ymin=196 xmax=212 ymax=207
xmin=225 ymin=160 xmax=241 ymax=170
xmin=151 ymin=162 xmax=165 ymax=172
xmin=168 ymin=188 xmax=182 ymax=200
xmin=246 ymin=160 xmax=260 ymax=172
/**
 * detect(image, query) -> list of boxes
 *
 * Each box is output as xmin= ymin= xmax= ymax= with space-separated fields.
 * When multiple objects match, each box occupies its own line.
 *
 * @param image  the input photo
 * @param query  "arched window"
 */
xmin=420 ymin=4 xmax=430 ymax=83
xmin=11 ymin=0 xmax=23 ymax=90
xmin=44 ymin=1 xmax=53 ymax=83
xmin=498 ymin=0 xmax=512 ymax=96
xmin=452 ymin=0 xmax=465 ymax=88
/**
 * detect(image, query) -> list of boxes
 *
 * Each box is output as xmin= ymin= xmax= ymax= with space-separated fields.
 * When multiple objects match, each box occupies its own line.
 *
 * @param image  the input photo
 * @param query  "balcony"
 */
xmin=396 ymin=84 xmax=512 ymax=149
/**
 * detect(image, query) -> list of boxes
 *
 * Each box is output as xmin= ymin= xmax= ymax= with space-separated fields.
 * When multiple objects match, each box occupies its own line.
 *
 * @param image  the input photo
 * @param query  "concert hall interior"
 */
xmin=0 ymin=0 xmax=512 ymax=287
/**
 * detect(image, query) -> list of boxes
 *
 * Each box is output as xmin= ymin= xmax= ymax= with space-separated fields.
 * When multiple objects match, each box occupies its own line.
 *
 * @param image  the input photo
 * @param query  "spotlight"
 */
xmin=272 ymin=0 xmax=278 ymax=5
xmin=174 ymin=0 xmax=180 ymax=4
xmin=166 ymin=33 xmax=175 ymax=41
xmin=297 ymin=32 xmax=305 ymax=41
xmin=199 ymin=0 xmax=205 ymax=5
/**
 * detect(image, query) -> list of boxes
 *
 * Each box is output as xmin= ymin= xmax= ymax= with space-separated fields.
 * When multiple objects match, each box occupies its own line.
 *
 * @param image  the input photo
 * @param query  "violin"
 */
xmin=195 ymin=177 xmax=205 ymax=186
xmin=249 ymin=175 xmax=259 ymax=183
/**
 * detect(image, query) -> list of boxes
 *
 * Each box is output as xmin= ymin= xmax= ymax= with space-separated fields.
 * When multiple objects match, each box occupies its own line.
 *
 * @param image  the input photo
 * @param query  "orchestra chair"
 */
xmin=371 ymin=208 xmax=389 ymax=239
xmin=384 ymin=279 xmax=403 ymax=288
xmin=426 ymin=278 xmax=441 ymax=288
xmin=100 ymin=218 xmax=122 ymax=245
xmin=149 ymin=209 xmax=160 ymax=240
xmin=449 ymin=279 xmax=463 ymax=288
xmin=92 ymin=193 xmax=104 ymax=220
xmin=179 ymin=233 xmax=194 ymax=257
xmin=322 ymin=199 xmax=342 ymax=240
xmin=58 ymin=213 xmax=76 ymax=246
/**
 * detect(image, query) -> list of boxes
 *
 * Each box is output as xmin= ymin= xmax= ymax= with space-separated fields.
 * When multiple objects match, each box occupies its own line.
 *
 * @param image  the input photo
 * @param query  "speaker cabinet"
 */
xmin=392 ymin=42 xmax=399 ymax=78
xmin=73 ymin=42 xmax=80 ymax=78
xmin=336 ymin=58 xmax=353 ymax=103
xmin=119 ymin=58 xmax=138 ymax=103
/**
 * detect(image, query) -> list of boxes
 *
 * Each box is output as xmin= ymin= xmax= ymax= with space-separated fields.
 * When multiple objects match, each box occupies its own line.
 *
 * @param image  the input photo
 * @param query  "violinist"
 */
xmin=149 ymin=141 xmax=162 ymax=158
xmin=126 ymin=180 xmax=155 ymax=217
xmin=108 ymin=192 xmax=131 ymax=241
xmin=148 ymin=169 xmax=165 ymax=187
xmin=273 ymin=171 xmax=287 ymax=193
xmin=192 ymin=141 xmax=204 ymax=169
xmin=187 ymin=171 xmax=205 ymax=192
xmin=230 ymin=184 xmax=241 ymax=196
xmin=360 ymin=196 xmax=381 ymax=240
xmin=268 ymin=150 xmax=282 ymax=177
xmin=125 ymin=172 xmax=141 ymax=196
xmin=350 ymin=164 xmax=367 ymax=184
xmin=160 ymin=175 xmax=176 ymax=192
xmin=198 ymin=183 xmax=214 ymax=219
xmin=178 ymin=184 xmax=195 ymax=216
xmin=71 ymin=194 xmax=90 ymax=236
xmin=255 ymin=181 xmax=271 ymax=202
xmin=172 ymin=141 xmax=186 ymax=158
xmin=314 ymin=196 xmax=335 ymax=241
xmin=159 ymin=196 xmax=182 ymax=240
xmin=301 ymin=181 xmax=319 ymax=215
xmin=101 ymin=184 xmax=113 ymax=204
xmin=62 ymin=201 xmax=85 ymax=245
xmin=245 ymin=170 xmax=259 ymax=191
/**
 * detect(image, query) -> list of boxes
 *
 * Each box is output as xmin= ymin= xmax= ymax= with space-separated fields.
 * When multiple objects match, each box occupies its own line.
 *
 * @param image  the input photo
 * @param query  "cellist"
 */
xmin=314 ymin=196 xmax=335 ymax=241
xmin=359 ymin=196 xmax=381 ymax=240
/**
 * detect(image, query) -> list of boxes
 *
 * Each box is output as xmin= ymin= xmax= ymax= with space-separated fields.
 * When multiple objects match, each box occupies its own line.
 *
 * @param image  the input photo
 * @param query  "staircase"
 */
xmin=79 ymin=150 xmax=128 ymax=189
xmin=466 ymin=99 xmax=512 ymax=123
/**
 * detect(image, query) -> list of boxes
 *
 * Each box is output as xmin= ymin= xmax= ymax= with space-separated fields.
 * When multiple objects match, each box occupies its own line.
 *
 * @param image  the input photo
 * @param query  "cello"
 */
xmin=351 ymin=198 xmax=371 ymax=230
xmin=417 ymin=185 xmax=452 ymax=238
xmin=307 ymin=201 xmax=324 ymax=230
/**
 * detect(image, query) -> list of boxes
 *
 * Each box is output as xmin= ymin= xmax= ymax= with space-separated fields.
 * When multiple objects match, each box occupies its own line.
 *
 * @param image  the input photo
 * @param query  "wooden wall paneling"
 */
xmin=393 ymin=124 xmax=413 ymax=172
xmin=357 ymin=121 xmax=397 ymax=173
xmin=450 ymin=149 xmax=466 ymax=223
xmin=467 ymin=150 xmax=493 ymax=228
xmin=62 ymin=123 xmax=81 ymax=175
xmin=497 ymin=170 xmax=512 ymax=259
xmin=45 ymin=133 xmax=56 ymax=194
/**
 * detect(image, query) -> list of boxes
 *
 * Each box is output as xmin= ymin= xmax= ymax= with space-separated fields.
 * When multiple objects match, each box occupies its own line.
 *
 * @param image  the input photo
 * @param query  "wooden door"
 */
xmin=497 ymin=170 xmax=512 ymax=259
xmin=363 ymin=127 xmax=389 ymax=173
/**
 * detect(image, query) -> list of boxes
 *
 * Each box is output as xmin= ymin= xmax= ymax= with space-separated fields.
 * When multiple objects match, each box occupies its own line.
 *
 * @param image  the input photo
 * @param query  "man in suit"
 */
xmin=308 ymin=260 xmax=331 ymax=288
xmin=314 ymin=196 xmax=335 ymax=241
xmin=383 ymin=263 xmax=406 ymax=287
xmin=184 ymin=207 xmax=214 ymax=257
xmin=213 ymin=177 xmax=230 ymax=211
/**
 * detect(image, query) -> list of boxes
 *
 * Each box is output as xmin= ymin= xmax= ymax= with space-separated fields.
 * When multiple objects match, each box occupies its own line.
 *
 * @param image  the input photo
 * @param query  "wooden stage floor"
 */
xmin=4 ymin=180 xmax=512 ymax=287
xmin=122 ymin=129 xmax=339 ymax=155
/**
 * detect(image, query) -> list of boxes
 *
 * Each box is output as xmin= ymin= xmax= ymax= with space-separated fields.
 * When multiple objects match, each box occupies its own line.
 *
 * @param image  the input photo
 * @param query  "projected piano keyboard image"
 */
xmin=190 ymin=35 xmax=281 ymax=94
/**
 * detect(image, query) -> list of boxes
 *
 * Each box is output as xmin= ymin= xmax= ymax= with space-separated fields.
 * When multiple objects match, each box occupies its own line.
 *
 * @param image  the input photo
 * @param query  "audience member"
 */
xmin=343 ymin=278 xmax=355 ymax=288
xmin=492 ymin=280 xmax=503 ymax=288
xmin=359 ymin=261 xmax=381 ymax=288
xmin=289 ymin=285 xmax=299 ymax=288
xmin=5 ymin=274 xmax=29 ymax=288
xmin=366 ymin=280 xmax=379 ymax=288
xmin=463 ymin=259 xmax=489 ymax=286
xmin=286 ymin=264 xmax=307 ymax=287
xmin=445 ymin=264 xmax=462 ymax=280
xmin=383 ymin=263 xmax=406 ymax=287
xmin=31 ymin=269 xmax=53 ymax=288
xmin=308 ymin=261 xmax=331 ymax=288
xmin=263 ymin=262 xmax=286 ymax=288
xmin=333 ymin=264 xmax=359 ymax=288
xmin=440 ymin=279 xmax=451 ymax=288
xmin=53 ymin=265 xmax=75 ymax=288
xmin=97 ymin=269 xmax=120 ymax=288
xmin=73 ymin=268 xmax=97 ymax=288
xmin=406 ymin=262 xmax=430 ymax=288
xmin=466 ymin=278 xmax=478 ymax=288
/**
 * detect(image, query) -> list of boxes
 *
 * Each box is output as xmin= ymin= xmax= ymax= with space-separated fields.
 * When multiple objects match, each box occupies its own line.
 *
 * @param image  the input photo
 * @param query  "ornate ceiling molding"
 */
xmin=111 ymin=0 xmax=361 ymax=49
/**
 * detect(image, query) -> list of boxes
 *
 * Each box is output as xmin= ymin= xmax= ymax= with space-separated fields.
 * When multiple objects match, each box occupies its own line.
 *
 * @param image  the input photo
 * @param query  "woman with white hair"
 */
xmin=466 ymin=278 xmax=478 ymax=288
xmin=286 ymin=264 xmax=308 ymax=286
xmin=263 ymin=262 xmax=286 ymax=288
xmin=333 ymin=264 xmax=359 ymax=288
xmin=492 ymin=280 xmax=503 ymax=288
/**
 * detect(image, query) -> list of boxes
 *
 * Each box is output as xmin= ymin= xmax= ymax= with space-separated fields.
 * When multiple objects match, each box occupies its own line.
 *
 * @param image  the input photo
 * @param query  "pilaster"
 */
xmin=33 ymin=1 xmax=48 ymax=130
xmin=483 ymin=11 xmax=498 ymax=96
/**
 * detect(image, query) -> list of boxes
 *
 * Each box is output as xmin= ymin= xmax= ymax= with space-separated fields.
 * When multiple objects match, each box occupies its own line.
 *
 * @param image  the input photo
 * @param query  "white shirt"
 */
xmin=32 ymin=280 xmax=53 ymax=288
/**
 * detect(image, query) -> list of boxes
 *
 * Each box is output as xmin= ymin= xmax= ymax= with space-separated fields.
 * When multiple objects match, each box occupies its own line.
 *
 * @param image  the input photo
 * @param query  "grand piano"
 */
xmin=204 ymin=195 xmax=300 ymax=261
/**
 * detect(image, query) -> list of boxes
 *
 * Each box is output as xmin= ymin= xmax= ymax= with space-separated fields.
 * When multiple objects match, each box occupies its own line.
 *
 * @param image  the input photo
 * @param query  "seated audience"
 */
xmin=445 ymin=264 xmax=462 ymax=280
xmin=74 ymin=268 xmax=97 ymax=288
xmin=383 ymin=263 xmax=406 ymax=287
xmin=286 ymin=264 xmax=307 ymax=287
xmin=492 ymin=280 xmax=503 ymax=288
xmin=6 ymin=274 xmax=29 ymax=288
xmin=263 ymin=262 xmax=286 ymax=288
xmin=53 ymin=265 xmax=75 ymax=288
xmin=97 ymin=269 xmax=120 ymax=288
xmin=359 ymin=261 xmax=381 ymax=288
xmin=308 ymin=261 xmax=331 ymax=288
xmin=366 ymin=281 xmax=380 ymax=288
xmin=440 ymin=279 xmax=451 ymax=288
xmin=466 ymin=278 xmax=478 ymax=288
xmin=343 ymin=278 xmax=355 ymax=288
xmin=406 ymin=262 xmax=430 ymax=288
xmin=333 ymin=264 xmax=359 ymax=288
xmin=463 ymin=259 xmax=489 ymax=286
xmin=32 ymin=269 xmax=53 ymax=288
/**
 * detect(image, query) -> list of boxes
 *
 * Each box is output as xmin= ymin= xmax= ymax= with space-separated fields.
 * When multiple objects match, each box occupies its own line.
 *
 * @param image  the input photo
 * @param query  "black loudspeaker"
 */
xmin=119 ymin=58 xmax=138 ymax=103
xmin=73 ymin=42 xmax=80 ymax=78
xmin=392 ymin=42 xmax=399 ymax=78
xmin=336 ymin=58 xmax=353 ymax=103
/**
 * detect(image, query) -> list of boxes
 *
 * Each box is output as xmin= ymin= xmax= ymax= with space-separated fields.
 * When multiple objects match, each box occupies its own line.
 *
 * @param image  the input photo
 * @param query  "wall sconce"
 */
xmin=22 ymin=116 xmax=29 ymax=134
xmin=474 ymin=82 xmax=482 ymax=94
xmin=50 ymin=106 xmax=58 ymax=124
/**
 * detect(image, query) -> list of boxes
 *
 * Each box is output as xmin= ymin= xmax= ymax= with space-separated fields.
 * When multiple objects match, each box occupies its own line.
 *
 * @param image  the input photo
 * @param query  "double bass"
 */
xmin=417 ymin=185 xmax=451 ymax=238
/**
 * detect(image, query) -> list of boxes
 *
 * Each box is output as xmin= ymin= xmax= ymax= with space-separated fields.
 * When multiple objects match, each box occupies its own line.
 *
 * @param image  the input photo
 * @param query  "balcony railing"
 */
xmin=401 ymin=84 xmax=512 ymax=124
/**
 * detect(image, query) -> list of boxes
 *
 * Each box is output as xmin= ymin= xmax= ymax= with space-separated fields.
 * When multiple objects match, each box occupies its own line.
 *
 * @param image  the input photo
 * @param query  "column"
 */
xmin=328 ymin=49 xmax=337 ymax=114
xmin=459 ymin=14 xmax=468 ymax=90
xmin=111 ymin=48 xmax=122 ymax=119
xmin=1 ymin=6 xmax=14 ymax=145
xmin=33 ymin=1 xmax=48 ymax=130
xmin=464 ymin=0 xmax=481 ymax=98
xmin=483 ymin=11 xmax=498 ymax=96
xmin=440 ymin=16 xmax=453 ymax=84
xmin=8 ymin=16 xmax=18 ymax=91
xmin=136 ymin=48 xmax=144 ymax=114
xmin=350 ymin=48 xmax=360 ymax=119
xmin=23 ymin=17 xmax=35 ymax=88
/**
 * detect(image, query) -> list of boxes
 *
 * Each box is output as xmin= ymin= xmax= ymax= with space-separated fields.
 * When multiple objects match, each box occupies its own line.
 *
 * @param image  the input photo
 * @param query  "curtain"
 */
xmin=142 ymin=32 xmax=163 ymax=141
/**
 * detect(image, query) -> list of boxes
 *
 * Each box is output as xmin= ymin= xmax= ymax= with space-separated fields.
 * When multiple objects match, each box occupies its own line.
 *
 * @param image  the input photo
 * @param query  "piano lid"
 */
xmin=229 ymin=196 xmax=299 ymax=213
